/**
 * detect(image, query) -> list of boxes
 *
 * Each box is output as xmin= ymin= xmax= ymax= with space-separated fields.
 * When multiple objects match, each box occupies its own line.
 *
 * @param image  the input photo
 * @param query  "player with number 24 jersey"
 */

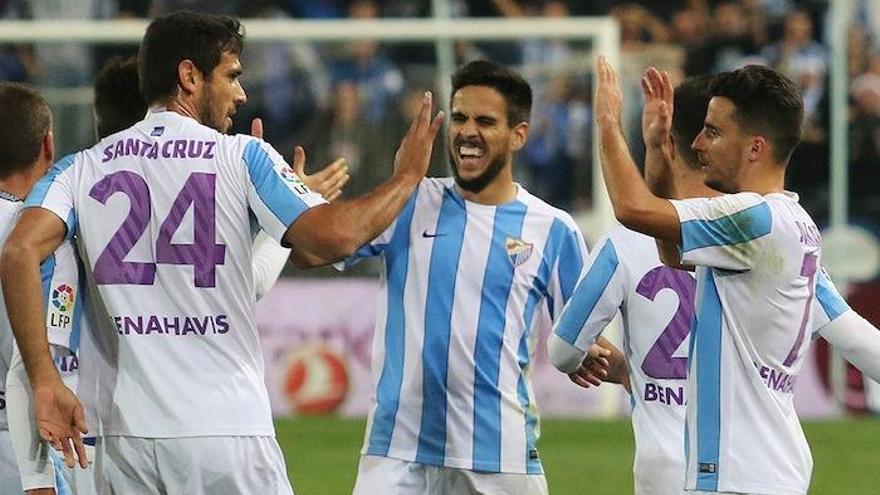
xmin=25 ymin=109 xmax=326 ymax=438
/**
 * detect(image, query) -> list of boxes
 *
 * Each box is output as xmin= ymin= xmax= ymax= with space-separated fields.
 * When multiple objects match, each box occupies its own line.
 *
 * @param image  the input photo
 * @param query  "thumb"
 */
xmin=293 ymin=146 xmax=306 ymax=175
xmin=293 ymin=147 xmax=309 ymax=176
xmin=75 ymin=403 xmax=89 ymax=434
xmin=250 ymin=118 xmax=263 ymax=139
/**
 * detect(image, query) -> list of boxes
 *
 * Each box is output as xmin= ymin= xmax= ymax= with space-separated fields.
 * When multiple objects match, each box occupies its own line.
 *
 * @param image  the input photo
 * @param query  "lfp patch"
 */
xmin=52 ymin=284 xmax=76 ymax=312
xmin=279 ymin=166 xmax=303 ymax=185
xmin=506 ymin=237 xmax=533 ymax=268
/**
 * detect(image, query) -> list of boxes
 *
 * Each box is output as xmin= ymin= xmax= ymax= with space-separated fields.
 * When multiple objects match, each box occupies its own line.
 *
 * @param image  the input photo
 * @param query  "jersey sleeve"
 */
xmin=810 ymin=268 xmax=852 ymax=334
xmin=670 ymin=193 xmax=773 ymax=271
xmin=41 ymin=241 xmax=83 ymax=351
xmin=551 ymin=234 xmax=626 ymax=372
xmin=241 ymin=138 xmax=327 ymax=243
xmin=545 ymin=217 xmax=589 ymax=320
xmin=251 ymin=230 xmax=290 ymax=300
xmin=23 ymin=154 xmax=78 ymax=239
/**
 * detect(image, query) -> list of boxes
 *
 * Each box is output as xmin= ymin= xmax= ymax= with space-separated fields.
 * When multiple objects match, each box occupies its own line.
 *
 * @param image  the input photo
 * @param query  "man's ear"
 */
xmin=177 ymin=59 xmax=203 ymax=96
xmin=510 ymin=122 xmax=529 ymax=151
xmin=43 ymin=130 xmax=55 ymax=166
xmin=747 ymin=135 xmax=769 ymax=162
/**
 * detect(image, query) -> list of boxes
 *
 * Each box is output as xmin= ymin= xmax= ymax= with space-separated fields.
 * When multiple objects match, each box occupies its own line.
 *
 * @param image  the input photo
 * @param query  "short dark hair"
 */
xmin=95 ymin=55 xmax=146 ymax=139
xmin=673 ymin=75 xmax=714 ymax=170
xmin=450 ymin=60 xmax=532 ymax=126
xmin=0 ymin=83 xmax=51 ymax=178
xmin=138 ymin=11 xmax=244 ymax=103
xmin=709 ymin=65 xmax=804 ymax=164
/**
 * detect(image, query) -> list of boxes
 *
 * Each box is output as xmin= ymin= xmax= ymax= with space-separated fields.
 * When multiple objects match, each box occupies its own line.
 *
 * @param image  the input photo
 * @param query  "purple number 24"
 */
xmin=636 ymin=266 xmax=697 ymax=380
xmin=90 ymin=171 xmax=226 ymax=288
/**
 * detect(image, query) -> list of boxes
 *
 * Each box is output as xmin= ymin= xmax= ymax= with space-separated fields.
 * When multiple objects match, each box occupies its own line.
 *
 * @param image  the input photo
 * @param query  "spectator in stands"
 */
xmin=850 ymin=55 xmax=880 ymax=217
xmin=329 ymin=0 xmax=404 ymax=125
xmin=762 ymin=9 xmax=827 ymax=129
xmin=685 ymin=1 xmax=763 ymax=76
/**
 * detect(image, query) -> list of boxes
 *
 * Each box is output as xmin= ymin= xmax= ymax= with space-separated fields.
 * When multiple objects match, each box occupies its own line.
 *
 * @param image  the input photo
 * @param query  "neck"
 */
xmin=155 ymin=95 xmax=200 ymax=123
xmin=456 ymin=168 xmax=517 ymax=205
xmin=677 ymin=171 xmax=719 ymax=199
xmin=739 ymin=162 xmax=786 ymax=195
xmin=0 ymin=167 xmax=42 ymax=200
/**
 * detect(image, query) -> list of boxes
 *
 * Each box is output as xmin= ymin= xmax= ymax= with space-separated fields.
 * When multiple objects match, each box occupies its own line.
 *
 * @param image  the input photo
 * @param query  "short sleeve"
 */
xmin=810 ymin=268 xmax=851 ymax=335
xmin=546 ymin=216 xmax=589 ymax=319
xmin=670 ymin=193 xmax=772 ymax=271
xmin=24 ymin=154 xmax=78 ymax=239
xmin=242 ymin=139 xmax=327 ymax=242
xmin=553 ymin=234 xmax=625 ymax=352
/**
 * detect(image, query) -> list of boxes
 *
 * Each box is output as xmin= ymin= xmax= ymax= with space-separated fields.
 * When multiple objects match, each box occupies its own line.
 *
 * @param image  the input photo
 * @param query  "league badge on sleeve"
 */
xmin=506 ymin=237 xmax=534 ymax=268
xmin=48 ymin=283 xmax=77 ymax=330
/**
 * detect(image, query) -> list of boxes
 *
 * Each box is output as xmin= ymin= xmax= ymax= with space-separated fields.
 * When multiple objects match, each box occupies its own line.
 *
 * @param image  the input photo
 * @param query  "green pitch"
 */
xmin=277 ymin=417 xmax=879 ymax=494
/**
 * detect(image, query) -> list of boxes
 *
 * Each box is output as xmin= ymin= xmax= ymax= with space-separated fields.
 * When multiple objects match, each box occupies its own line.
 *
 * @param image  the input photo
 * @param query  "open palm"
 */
xmin=34 ymin=381 xmax=89 ymax=468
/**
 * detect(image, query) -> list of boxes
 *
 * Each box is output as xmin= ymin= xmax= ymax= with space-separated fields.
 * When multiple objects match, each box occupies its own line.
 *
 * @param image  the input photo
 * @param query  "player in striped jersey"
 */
xmin=0 ymin=83 xmax=58 ymax=495
xmin=593 ymin=59 xmax=880 ymax=494
xmin=294 ymin=60 xmax=612 ymax=494
xmin=2 ymin=11 xmax=442 ymax=494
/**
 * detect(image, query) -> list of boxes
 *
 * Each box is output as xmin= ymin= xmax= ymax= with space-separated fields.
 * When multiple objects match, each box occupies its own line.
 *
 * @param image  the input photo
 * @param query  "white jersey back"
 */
xmin=671 ymin=191 xmax=821 ymax=495
xmin=0 ymin=196 xmax=23 ymax=431
xmin=553 ymin=225 xmax=691 ymax=494
xmin=25 ymin=110 xmax=325 ymax=437
xmin=345 ymin=178 xmax=587 ymax=474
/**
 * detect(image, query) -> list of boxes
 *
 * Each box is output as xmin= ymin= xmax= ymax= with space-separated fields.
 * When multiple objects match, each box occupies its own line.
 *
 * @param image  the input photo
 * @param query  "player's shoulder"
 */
xmin=415 ymin=177 xmax=455 ymax=205
xmin=517 ymin=185 xmax=581 ymax=231
xmin=607 ymin=223 xmax=654 ymax=248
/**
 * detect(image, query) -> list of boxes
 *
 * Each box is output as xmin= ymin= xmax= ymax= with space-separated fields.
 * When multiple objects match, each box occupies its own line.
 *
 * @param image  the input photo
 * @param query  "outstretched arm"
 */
xmin=283 ymin=92 xmax=444 ymax=261
xmin=818 ymin=311 xmax=880 ymax=382
xmin=595 ymin=56 xmax=681 ymax=244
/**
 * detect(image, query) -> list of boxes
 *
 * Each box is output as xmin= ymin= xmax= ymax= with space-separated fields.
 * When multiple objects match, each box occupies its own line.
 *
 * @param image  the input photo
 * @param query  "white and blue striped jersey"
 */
xmin=345 ymin=178 xmax=587 ymax=474
xmin=671 ymin=191 xmax=823 ymax=495
xmin=25 ymin=110 xmax=326 ymax=438
xmin=550 ymin=224 xmax=852 ymax=495
xmin=0 ymin=195 xmax=23 ymax=432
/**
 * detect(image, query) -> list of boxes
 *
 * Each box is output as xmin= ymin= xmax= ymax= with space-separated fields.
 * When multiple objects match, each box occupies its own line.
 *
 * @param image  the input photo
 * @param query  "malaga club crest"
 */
xmin=51 ymin=284 xmax=76 ymax=312
xmin=506 ymin=237 xmax=533 ymax=267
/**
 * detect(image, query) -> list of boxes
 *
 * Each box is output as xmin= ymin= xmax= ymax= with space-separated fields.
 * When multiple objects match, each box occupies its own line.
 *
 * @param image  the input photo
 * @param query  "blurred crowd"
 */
xmin=0 ymin=0 xmax=878 ymax=226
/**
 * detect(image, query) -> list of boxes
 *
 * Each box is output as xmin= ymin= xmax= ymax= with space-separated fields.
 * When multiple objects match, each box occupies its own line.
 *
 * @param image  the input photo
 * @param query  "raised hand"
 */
xmin=295 ymin=157 xmax=349 ymax=203
xmin=568 ymin=343 xmax=612 ymax=389
xmin=595 ymin=56 xmax=624 ymax=128
xmin=641 ymin=67 xmax=674 ymax=154
xmin=34 ymin=381 xmax=89 ymax=468
xmin=392 ymin=91 xmax=444 ymax=181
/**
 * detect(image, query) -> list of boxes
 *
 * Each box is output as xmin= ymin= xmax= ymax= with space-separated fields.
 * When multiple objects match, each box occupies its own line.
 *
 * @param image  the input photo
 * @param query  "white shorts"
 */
xmin=95 ymin=436 xmax=294 ymax=495
xmin=353 ymin=455 xmax=548 ymax=495
xmin=0 ymin=429 xmax=24 ymax=494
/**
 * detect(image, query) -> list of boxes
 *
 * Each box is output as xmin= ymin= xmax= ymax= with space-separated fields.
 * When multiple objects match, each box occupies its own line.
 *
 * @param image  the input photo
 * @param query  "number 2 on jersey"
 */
xmin=90 ymin=171 xmax=226 ymax=288
xmin=636 ymin=267 xmax=696 ymax=380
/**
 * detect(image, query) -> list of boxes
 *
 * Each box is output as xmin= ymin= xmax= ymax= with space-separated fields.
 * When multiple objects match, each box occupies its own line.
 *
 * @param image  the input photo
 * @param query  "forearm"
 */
xmin=285 ymin=173 xmax=420 ymax=261
xmin=252 ymin=231 xmax=290 ymax=300
xmin=1 ymin=243 xmax=59 ymax=388
xmin=598 ymin=121 xmax=681 ymax=243
xmin=820 ymin=311 xmax=880 ymax=381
